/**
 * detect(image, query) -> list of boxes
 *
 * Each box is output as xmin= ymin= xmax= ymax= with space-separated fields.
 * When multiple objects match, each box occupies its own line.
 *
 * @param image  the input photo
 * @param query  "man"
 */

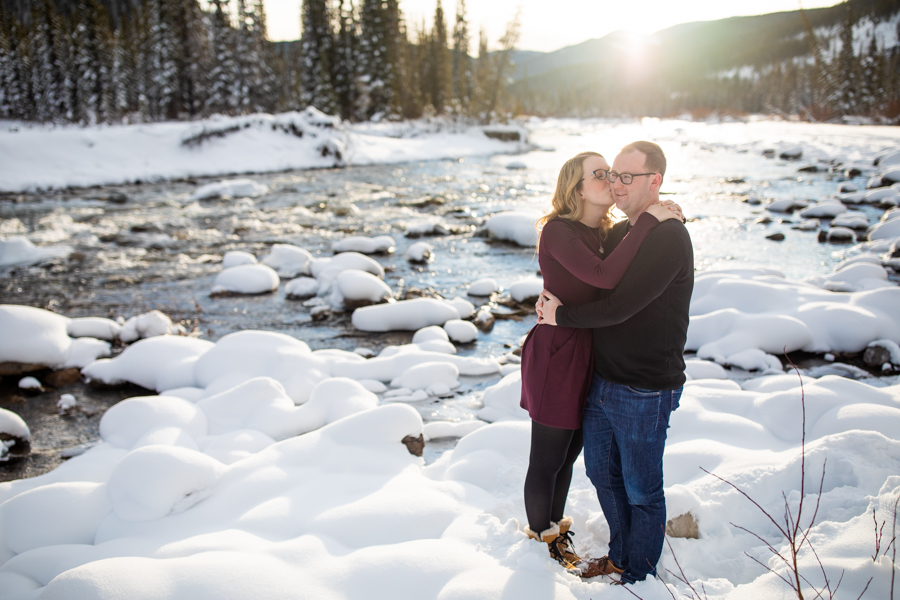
xmin=536 ymin=141 xmax=694 ymax=585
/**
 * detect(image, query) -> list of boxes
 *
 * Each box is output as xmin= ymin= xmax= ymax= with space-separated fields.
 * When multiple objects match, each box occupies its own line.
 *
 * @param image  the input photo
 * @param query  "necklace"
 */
xmin=586 ymin=224 xmax=604 ymax=254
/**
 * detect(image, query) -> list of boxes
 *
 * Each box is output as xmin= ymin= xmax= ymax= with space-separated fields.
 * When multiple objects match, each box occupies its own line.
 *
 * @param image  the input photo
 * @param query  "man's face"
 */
xmin=610 ymin=150 xmax=658 ymax=218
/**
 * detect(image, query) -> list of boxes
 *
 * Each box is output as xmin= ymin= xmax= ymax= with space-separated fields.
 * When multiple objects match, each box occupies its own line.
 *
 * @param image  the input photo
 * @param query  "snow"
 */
xmin=283 ymin=276 xmax=318 ymax=299
xmin=405 ymin=241 xmax=434 ymax=263
xmin=57 ymin=395 xmax=76 ymax=411
xmin=0 ymin=236 xmax=71 ymax=268
xmin=444 ymin=319 xmax=478 ymax=344
xmin=119 ymin=310 xmax=179 ymax=343
xmin=332 ymin=235 xmax=396 ymax=254
xmin=688 ymin=270 xmax=900 ymax=364
xmin=868 ymin=217 xmax=900 ymax=241
xmin=0 ymin=113 xmax=524 ymax=192
xmin=352 ymin=298 xmax=463 ymax=332
xmin=211 ymin=264 xmax=280 ymax=295
xmin=17 ymin=377 xmax=42 ymax=390
xmin=798 ymin=197 xmax=846 ymax=218
xmin=67 ymin=318 xmax=121 ymax=341
xmin=509 ymin=277 xmax=544 ymax=303
xmin=331 ymin=270 xmax=392 ymax=307
xmin=467 ymin=277 xmax=499 ymax=296
xmin=221 ymin=251 xmax=257 ymax=269
xmin=0 ymin=305 xmax=110 ymax=369
xmin=0 ymin=408 xmax=30 ymax=440
xmin=259 ymin=244 xmax=312 ymax=278
xmin=189 ymin=178 xmax=269 ymax=201
xmin=485 ymin=211 xmax=540 ymax=247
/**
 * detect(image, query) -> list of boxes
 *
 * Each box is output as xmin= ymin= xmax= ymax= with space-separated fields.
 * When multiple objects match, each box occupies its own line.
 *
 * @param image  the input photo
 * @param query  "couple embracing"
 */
xmin=520 ymin=141 xmax=694 ymax=585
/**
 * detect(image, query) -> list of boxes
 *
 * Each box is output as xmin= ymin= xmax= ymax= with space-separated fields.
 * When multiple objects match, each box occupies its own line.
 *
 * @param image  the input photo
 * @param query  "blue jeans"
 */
xmin=582 ymin=376 xmax=681 ymax=584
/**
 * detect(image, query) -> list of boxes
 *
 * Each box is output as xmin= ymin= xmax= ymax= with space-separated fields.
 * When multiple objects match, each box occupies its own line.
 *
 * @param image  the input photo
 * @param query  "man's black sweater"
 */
xmin=556 ymin=218 xmax=694 ymax=391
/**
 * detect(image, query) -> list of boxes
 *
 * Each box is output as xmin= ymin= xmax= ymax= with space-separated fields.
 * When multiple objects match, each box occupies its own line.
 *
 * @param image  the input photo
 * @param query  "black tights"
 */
xmin=524 ymin=420 xmax=584 ymax=534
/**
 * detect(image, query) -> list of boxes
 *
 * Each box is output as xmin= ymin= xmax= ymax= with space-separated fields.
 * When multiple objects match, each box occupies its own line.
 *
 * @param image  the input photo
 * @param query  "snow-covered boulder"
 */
xmin=405 ymin=241 xmax=433 ymax=263
xmin=0 ymin=305 xmax=110 ymax=369
xmin=0 ymin=236 xmax=71 ymax=267
xmin=0 ymin=407 xmax=30 ymax=462
xmin=211 ymin=264 xmax=280 ymax=295
xmin=485 ymin=211 xmax=539 ymax=247
xmin=99 ymin=394 xmax=207 ymax=449
xmin=83 ymin=335 xmax=215 ymax=391
xmin=467 ymin=278 xmax=498 ymax=296
xmin=444 ymin=319 xmax=478 ymax=344
xmin=222 ymin=250 xmax=257 ymax=269
xmin=767 ymin=199 xmax=808 ymax=213
xmin=284 ymin=276 xmax=319 ymax=299
xmin=190 ymin=178 xmax=268 ymax=201
xmin=333 ymin=235 xmax=395 ymax=254
xmin=119 ymin=310 xmax=180 ymax=343
xmin=476 ymin=371 xmax=527 ymax=422
xmin=509 ymin=277 xmax=543 ymax=303
xmin=67 ymin=317 xmax=121 ymax=341
xmin=331 ymin=270 xmax=392 ymax=308
xmin=260 ymin=244 xmax=313 ymax=278
xmin=798 ymin=198 xmax=846 ymax=219
xmin=868 ymin=218 xmax=900 ymax=241
xmin=352 ymin=298 xmax=461 ymax=332
xmin=830 ymin=213 xmax=869 ymax=230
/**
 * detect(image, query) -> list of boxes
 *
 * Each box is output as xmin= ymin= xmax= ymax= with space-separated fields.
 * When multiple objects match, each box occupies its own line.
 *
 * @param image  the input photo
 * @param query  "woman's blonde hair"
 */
xmin=537 ymin=151 xmax=612 ymax=244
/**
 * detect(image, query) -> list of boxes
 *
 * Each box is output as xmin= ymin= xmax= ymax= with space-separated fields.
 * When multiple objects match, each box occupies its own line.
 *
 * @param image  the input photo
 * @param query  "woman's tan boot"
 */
xmin=524 ymin=524 xmax=580 ymax=573
xmin=551 ymin=517 xmax=582 ymax=564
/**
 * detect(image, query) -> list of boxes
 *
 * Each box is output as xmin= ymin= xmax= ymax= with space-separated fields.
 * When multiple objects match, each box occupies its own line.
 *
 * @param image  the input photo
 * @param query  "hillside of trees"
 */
xmin=0 ymin=0 xmax=520 ymax=125
xmin=510 ymin=0 xmax=900 ymax=122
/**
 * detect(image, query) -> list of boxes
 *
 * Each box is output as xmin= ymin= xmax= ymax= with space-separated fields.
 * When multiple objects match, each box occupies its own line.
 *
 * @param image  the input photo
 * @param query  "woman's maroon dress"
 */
xmin=519 ymin=213 xmax=659 ymax=429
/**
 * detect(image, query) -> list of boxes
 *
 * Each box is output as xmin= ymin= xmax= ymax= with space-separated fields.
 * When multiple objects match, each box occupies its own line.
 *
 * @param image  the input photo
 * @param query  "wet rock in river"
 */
xmin=863 ymin=343 xmax=894 ymax=368
xmin=762 ymin=149 xmax=776 ymax=158
xmin=45 ymin=368 xmax=83 ymax=387
xmin=0 ymin=362 xmax=47 ymax=376
xmin=779 ymin=146 xmax=803 ymax=160
xmin=766 ymin=233 xmax=785 ymax=241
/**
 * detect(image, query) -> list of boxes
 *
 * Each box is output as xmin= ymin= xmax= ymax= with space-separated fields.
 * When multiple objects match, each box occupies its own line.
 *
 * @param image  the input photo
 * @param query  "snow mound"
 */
xmin=331 ymin=269 xmax=392 ymax=308
xmin=0 ymin=304 xmax=110 ymax=368
xmin=190 ymin=178 xmax=268 ymax=201
xmin=67 ymin=317 xmax=121 ymax=341
xmin=476 ymin=370 xmax=528 ymax=423
xmin=509 ymin=277 xmax=543 ymax=303
xmin=211 ymin=264 xmax=280 ymax=295
xmin=687 ymin=269 xmax=900 ymax=363
xmin=352 ymin=298 xmax=461 ymax=332
xmin=467 ymin=277 xmax=498 ymax=296
xmin=260 ymin=244 xmax=313 ymax=278
xmin=0 ymin=236 xmax=71 ymax=267
xmin=83 ymin=335 xmax=214 ymax=391
xmin=99 ymin=395 xmax=208 ymax=449
xmin=444 ymin=319 xmax=478 ymax=343
xmin=485 ymin=211 xmax=539 ymax=247
xmin=332 ymin=235 xmax=395 ymax=254
xmin=119 ymin=310 xmax=181 ymax=343
xmin=405 ymin=241 xmax=433 ymax=263
xmin=221 ymin=250 xmax=257 ymax=269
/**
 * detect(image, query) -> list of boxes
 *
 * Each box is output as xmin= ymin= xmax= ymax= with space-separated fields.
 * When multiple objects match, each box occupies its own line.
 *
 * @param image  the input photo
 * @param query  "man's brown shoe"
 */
xmin=576 ymin=555 xmax=624 ymax=579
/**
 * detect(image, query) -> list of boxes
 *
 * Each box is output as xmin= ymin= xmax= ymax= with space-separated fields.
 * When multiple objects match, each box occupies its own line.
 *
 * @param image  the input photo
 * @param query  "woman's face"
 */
xmin=580 ymin=155 xmax=613 ymax=211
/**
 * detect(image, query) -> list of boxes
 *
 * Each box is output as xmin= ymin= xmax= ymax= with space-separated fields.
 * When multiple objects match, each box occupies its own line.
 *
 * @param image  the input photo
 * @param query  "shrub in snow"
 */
xmin=99 ymin=395 xmax=208 ymax=449
xmin=390 ymin=362 xmax=459 ymax=391
xmin=190 ymin=178 xmax=268 ymax=201
xmin=83 ymin=335 xmax=215 ymax=392
xmin=221 ymin=250 xmax=257 ymax=269
xmin=284 ymin=276 xmax=319 ymax=299
xmin=405 ymin=241 xmax=433 ymax=263
xmin=107 ymin=445 xmax=225 ymax=521
xmin=0 ymin=305 xmax=110 ymax=369
xmin=211 ymin=264 xmax=280 ymax=295
xmin=331 ymin=270 xmax=392 ymax=309
xmin=476 ymin=370 xmax=528 ymax=422
xmin=260 ymin=244 xmax=313 ymax=277
xmin=467 ymin=278 xmax=498 ymax=296
xmin=485 ymin=211 xmax=539 ymax=247
xmin=509 ymin=277 xmax=544 ymax=303
xmin=352 ymin=298 xmax=460 ymax=332
xmin=119 ymin=310 xmax=180 ymax=343
xmin=67 ymin=317 xmax=122 ymax=341
xmin=333 ymin=235 xmax=395 ymax=254
xmin=0 ymin=236 xmax=71 ymax=267
xmin=444 ymin=319 xmax=478 ymax=343
xmin=0 ymin=482 xmax=111 ymax=554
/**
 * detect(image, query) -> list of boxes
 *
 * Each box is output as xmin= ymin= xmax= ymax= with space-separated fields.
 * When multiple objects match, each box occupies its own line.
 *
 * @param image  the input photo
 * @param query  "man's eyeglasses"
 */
xmin=608 ymin=172 xmax=657 ymax=185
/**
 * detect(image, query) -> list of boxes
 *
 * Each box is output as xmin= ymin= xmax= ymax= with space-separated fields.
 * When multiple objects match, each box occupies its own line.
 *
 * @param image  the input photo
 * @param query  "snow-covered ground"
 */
xmin=1 ymin=114 xmax=900 ymax=599
xmin=0 ymin=109 xmax=528 ymax=192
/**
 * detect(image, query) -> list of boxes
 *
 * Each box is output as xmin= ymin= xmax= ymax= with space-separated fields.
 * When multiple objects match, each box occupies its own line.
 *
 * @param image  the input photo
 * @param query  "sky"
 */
xmin=263 ymin=0 xmax=842 ymax=52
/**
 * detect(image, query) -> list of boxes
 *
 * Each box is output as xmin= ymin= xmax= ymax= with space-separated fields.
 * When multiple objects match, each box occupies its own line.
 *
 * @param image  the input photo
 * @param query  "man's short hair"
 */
xmin=621 ymin=141 xmax=666 ymax=183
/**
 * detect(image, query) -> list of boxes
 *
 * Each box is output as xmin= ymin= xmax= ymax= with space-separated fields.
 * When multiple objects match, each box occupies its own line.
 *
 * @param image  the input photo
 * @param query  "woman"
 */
xmin=519 ymin=151 xmax=681 ymax=574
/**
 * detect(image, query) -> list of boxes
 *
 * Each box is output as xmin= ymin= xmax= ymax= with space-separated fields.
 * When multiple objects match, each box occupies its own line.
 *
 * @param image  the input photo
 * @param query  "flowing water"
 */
xmin=2 ymin=117 xmax=899 ymax=474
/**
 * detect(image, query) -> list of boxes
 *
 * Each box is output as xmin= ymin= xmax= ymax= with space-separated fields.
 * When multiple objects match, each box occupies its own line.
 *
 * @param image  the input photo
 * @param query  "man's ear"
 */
xmin=650 ymin=173 xmax=662 ymax=191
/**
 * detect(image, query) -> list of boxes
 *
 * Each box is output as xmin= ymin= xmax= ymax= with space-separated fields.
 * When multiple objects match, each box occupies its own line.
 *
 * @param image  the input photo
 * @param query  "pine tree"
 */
xmin=29 ymin=0 xmax=69 ymax=122
xmin=0 ymin=10 xmax=30 ymax=119
xmin=300 ymin=0 xmax=337 ymax=114
xmin=357 ymin=0 xmax=393 ymax=120
xmin=834 ymin=4 xmax=859 ymax=115
xmin=250 ymin=0 xmax=277 ymax=113
xmin=858 ymin=34 xmax=884 ymax=116
xmin=333 ymin=0 xmax=358 ymax=120
xmin=204 ymin=0 xmax=236 ymax=116
xmin=450 ymin=0 xmax=471 ymax=114
xmin=424 ymin=0 xmax=450 ymax=114
xmin=169 ymin=0 xmax=207 ymax=118
xmin=71 ymin=0 xmax=113 ymax=124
